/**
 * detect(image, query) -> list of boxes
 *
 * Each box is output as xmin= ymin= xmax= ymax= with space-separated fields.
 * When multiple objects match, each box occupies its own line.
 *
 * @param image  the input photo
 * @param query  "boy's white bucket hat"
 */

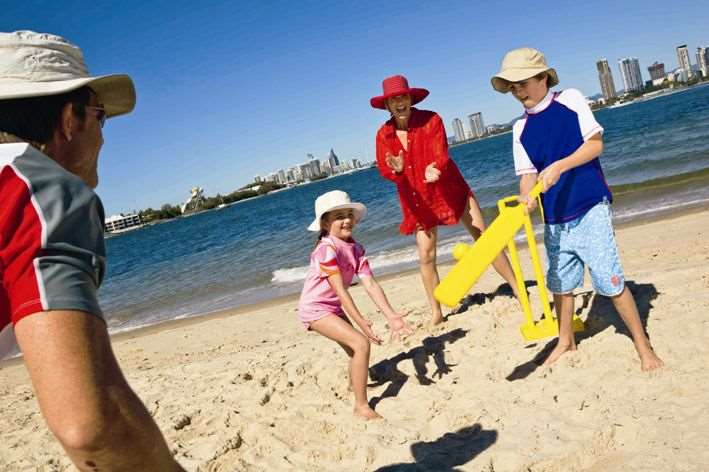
xmin=307 ymin=190 xmax=367 ymax=231
xmin=491 ymin=47 xmax=559 ymax=93
xmin=0 ymin=30 xmax=135 ymax=117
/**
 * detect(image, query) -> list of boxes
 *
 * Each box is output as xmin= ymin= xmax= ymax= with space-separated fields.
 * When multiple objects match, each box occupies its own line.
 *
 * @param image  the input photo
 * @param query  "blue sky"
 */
xmin=4 ymin=0 xmax=708 ymax=214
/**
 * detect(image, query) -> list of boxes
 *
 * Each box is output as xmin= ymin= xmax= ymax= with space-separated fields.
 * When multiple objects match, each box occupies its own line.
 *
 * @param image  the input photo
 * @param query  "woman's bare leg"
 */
xmin=416 ymin=226 xmax=444 ymax=325
xmin=460 ymin=196 xmax=521 ymax=300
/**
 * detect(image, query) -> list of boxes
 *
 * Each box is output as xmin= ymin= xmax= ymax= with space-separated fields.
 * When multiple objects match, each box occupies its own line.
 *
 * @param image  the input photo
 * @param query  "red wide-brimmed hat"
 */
xmin=370 ymin=75 xmax=429 ymax=109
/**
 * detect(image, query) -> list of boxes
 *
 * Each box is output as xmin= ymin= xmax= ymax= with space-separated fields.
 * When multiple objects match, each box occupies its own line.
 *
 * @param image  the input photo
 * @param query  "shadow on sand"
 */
xmin=368 ymin=328 xmax=468 ymax=409
xmin=506 ymin=280 xmax=659 ymax=381
xmin=446 ymin=281 xmax=536 ymax=318
xmin=374 ymin=423 xmax=498 ymax=471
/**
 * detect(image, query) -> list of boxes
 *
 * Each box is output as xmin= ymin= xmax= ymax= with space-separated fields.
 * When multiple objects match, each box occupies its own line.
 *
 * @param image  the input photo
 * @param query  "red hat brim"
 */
xmin=370 ymin=87 xmax=429 ymax=109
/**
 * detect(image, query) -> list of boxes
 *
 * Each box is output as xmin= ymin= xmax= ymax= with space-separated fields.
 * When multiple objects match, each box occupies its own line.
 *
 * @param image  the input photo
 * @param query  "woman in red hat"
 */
xmin=371 ymin=75 xmax=519 ymax=325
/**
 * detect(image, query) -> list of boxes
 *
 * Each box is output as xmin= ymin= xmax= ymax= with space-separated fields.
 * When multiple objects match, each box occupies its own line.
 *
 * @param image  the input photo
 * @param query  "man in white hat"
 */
xmin=0 ymin=31 xmax=184 ymax=469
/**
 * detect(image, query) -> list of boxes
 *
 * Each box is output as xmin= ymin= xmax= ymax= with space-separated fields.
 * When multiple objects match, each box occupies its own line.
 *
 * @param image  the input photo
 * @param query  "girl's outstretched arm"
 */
xmin=360 ymin=276 xmax=413 ymax=342
xmin=327 ymin=273 xmax=382 ymax=344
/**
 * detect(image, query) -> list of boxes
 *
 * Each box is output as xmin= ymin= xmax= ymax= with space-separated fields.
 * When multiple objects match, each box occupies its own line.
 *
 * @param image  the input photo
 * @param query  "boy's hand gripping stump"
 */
xmin=433 ymin=182 xmax=584 ymax=341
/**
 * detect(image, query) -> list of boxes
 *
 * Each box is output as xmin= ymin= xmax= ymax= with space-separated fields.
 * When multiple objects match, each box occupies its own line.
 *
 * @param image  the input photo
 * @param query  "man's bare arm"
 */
xmin=15 ymin=310 xmax=184 ymax=471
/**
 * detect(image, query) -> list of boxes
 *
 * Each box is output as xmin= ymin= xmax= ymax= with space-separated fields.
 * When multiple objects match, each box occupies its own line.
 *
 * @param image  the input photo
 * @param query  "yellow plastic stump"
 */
xmin=434 ymin=182 xmax=584 ymax=341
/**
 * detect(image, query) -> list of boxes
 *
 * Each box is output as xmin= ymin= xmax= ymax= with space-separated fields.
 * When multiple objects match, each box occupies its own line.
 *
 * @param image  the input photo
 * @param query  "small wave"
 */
xmin=614 ymin=197 xmax=709 ymax=221
xmin=271 ymin=246 xmax=423 ymax=284
xmin=272 ymin=266 xmax=310 ymax=284
xmin=367 ymin=247 xmax=420 ymax=269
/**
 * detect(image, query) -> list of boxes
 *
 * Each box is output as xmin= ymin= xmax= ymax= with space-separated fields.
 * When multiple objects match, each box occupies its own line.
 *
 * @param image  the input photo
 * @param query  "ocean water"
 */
xmin=101 ymin=84 xmax=709 ymax=333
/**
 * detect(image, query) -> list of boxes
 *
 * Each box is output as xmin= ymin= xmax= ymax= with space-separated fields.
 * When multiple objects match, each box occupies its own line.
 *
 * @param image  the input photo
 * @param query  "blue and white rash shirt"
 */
xmin=513 ymin=88 xmax=611 ymax=224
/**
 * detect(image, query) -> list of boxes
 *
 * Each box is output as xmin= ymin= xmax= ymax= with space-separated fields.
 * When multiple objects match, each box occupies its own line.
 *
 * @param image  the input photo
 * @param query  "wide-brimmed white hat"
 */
xmin=0 ymin=30 xmax=135 ymax=117
xmin=307 ymin=190 xmax=367 ymax=231
xmin=491 ymin=47 xmax=559 ymax=93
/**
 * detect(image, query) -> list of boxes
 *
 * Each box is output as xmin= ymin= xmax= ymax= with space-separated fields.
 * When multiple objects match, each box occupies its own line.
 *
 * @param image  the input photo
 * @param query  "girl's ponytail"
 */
xmin=315 ymin=229 xmax=327 ymax=247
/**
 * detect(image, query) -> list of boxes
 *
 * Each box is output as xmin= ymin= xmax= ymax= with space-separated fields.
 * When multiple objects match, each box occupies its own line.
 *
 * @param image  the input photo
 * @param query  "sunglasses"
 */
xmin=85 ymin=105 xmax=107 ymax=128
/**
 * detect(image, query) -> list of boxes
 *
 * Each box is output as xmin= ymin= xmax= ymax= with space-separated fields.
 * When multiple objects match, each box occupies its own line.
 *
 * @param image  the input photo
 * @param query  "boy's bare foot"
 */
xmin=354 ymin=404 xmax=382 ymax=420
xmin=638 ymin=347 xmax=664 ymax=371
xmin=542 ymin=340 xmax=576 ymax=366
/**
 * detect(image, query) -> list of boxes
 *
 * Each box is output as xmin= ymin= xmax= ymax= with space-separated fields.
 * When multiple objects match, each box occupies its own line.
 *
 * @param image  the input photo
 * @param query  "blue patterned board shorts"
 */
xmin=544 ymin=201 xmax=625 ymax=296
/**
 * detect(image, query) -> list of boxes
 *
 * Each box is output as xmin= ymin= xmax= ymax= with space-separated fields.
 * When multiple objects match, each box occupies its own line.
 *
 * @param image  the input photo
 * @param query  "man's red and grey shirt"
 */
xmin=0 ymin=143 xmax=106 ymax=357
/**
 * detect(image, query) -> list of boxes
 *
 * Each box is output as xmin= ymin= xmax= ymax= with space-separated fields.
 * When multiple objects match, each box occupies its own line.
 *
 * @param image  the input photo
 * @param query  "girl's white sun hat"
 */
xmin=307 ymin=190 xmax=367 ymax=231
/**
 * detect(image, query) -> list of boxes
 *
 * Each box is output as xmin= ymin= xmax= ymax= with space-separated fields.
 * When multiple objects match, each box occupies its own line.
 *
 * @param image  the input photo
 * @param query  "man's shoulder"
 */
xmin=0 ymin=142 xmax=32 ymax=167
xmin=1 ymin=143 xmax=101 ymax=221
xmin=4 ymin=144 xmax=90 ymax=190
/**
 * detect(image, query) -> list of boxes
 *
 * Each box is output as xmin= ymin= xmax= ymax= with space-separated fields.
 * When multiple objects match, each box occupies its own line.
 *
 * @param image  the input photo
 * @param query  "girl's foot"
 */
xmin=354 ymin=404 xmax=383 ymax=420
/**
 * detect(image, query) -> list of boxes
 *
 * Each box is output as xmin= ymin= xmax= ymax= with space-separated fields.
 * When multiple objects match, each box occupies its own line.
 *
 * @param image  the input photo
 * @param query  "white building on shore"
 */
xmin=105 ymin=213 xmax=142 ymax=232
xmin=181 ymin=187 xmax=206 ymax=214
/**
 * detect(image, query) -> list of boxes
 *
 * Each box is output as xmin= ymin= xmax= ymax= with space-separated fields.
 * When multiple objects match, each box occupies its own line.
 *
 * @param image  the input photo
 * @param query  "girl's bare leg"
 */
xmin=310 ymin=315 xmax=381 ymax=419
xmin=460 ymin=196 xmax=521 ymax=300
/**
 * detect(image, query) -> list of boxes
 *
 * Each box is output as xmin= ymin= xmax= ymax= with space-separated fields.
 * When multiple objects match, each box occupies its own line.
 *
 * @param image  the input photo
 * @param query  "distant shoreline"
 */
xmin=450 ymin=129 xmax=512 ymax=148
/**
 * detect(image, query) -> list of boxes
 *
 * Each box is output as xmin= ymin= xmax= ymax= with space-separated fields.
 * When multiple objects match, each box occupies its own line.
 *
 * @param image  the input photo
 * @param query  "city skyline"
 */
xmin=254 ymin=148 xmax=367 ymax=187
xmin=3 ymin=1 xmax=707 ymax=214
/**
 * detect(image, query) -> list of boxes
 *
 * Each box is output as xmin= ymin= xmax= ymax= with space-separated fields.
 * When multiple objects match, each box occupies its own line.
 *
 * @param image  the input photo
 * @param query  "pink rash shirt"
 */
xmin=297 ymin=235 xmax=373 ymax=328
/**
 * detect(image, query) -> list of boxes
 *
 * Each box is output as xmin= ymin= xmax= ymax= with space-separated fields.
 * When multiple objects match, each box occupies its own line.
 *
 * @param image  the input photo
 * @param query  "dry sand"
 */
xmin=2 ymin=207 xmax=709 ymax=471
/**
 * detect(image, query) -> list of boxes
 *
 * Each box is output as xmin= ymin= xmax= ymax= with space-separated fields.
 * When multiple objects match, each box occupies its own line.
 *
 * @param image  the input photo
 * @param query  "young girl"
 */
xmin=298 ymin=190 xmax=412 ymax=420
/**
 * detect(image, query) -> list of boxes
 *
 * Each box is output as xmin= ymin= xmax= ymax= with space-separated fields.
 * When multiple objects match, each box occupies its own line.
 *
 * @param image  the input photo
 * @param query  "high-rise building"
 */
xmin=321 ymin=159 xmax=332 ymax=176
xmin=307 ymin=154 xmax=321 ymax=176
xmin=327 ymin=148 xmax=340 ymax=170
xmin=298 ymin=163 xmax=310 ymax=180
xmin=596 ymin=59 xmax=617 ymax=100
xmin=697 ymin=46 xmax=709 ymax=78
xmin=452 ymin=118 xmax=465 ymax=143
xmin=618 ymin=57 xmax=643 ymax=93
xmin=467 ymin=112 xmax=485 ymax=139
xmin=677 ymin=45 xmax=692 ymax=77
xmin=647 ymin=62 xmax=666 ymax=81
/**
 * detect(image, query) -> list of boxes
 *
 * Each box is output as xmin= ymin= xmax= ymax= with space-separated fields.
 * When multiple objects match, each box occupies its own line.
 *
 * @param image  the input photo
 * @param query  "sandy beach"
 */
xmin=2 ymin=207 xmax=708 ymax=471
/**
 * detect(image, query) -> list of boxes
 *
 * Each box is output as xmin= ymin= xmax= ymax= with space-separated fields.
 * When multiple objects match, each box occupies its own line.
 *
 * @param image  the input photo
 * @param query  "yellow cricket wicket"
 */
xmin=435 ymin=182 xmax=584 ymax=341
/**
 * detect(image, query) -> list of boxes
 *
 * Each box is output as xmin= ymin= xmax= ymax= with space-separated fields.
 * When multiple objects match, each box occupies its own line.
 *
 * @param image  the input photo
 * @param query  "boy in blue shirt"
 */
xmin=491 ymin=47 xmax=663 ymax=371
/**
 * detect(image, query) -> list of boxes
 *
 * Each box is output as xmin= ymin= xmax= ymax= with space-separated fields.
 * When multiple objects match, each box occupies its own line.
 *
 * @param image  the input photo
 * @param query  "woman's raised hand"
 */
xmin=385 ymin=150 xmax=405 ymax=173
xmin=424 ymin=163 xmax=441 ymax=183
